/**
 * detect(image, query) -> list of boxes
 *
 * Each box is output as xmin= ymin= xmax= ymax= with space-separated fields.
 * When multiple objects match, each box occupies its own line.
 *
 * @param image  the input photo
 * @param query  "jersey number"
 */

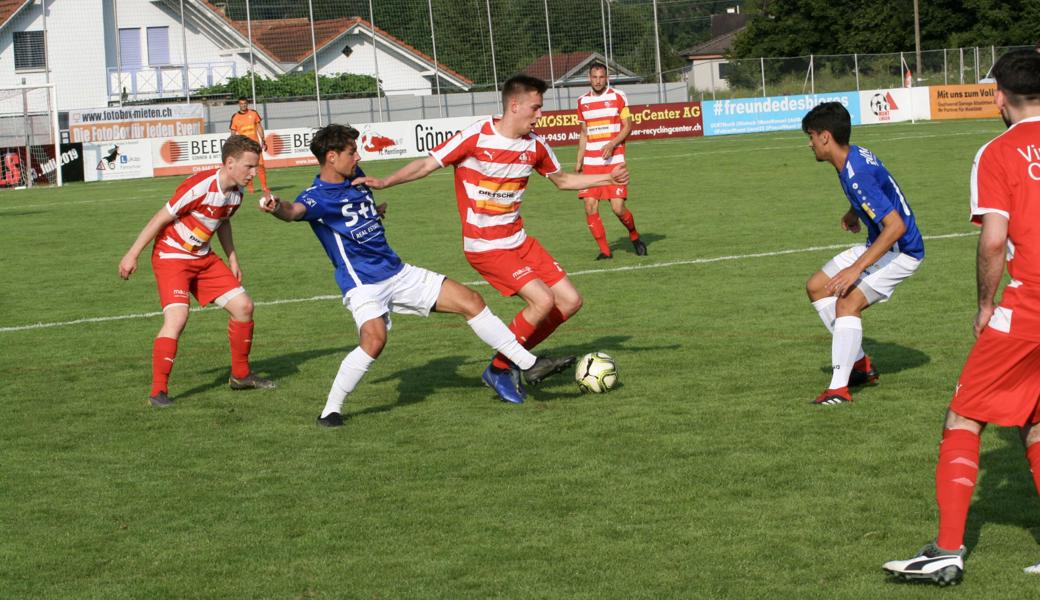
xmin=889 ymin=176 xmax=911 ymax=216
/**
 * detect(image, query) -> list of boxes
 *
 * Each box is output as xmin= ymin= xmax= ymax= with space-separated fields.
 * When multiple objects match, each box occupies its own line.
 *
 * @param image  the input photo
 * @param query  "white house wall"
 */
xmin=317 ymin=33 xmax=435 ymax=96
xmin=688 ymin=59 xmax=731 ymax=93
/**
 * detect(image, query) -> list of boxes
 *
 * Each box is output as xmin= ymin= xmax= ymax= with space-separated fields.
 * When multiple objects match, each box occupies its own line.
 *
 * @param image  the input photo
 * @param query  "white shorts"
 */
xmin=822 ymin=245 xmax=921 ymax=303
xmin=343 ymin=264 xmax=446 ymax=331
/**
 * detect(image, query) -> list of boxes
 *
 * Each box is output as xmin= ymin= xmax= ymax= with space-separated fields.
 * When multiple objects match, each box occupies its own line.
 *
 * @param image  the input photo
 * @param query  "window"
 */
xmin=147 ymin=26 xmax=169 ymax=65
xmin=119 ymin=28 xmax=142 ymax=67
xmin=14 ymin=31 xmax=46 ymax=70
xmin=717 ymin=61 xmax=732 ymax=80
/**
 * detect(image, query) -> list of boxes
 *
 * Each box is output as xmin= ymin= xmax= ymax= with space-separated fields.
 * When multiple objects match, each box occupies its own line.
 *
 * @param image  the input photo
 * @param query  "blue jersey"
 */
xmin=295 ymin=168 xmax=403 ymax=294
xmin=838 ymin=146 xmax=924 ymax=260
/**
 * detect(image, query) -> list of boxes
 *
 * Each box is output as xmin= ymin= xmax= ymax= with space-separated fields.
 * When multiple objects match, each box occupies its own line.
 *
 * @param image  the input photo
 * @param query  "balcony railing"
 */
xmin=107 ymin=62 xmax=237 ymax=102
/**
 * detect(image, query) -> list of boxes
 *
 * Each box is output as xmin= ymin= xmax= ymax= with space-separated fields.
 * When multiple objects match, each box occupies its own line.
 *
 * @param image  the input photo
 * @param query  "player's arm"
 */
xmin=351 ymin=156 xmax=441 ymax=189
xmin=260 ymin=195 xmax=307 ymax=222
xmin=118 ymin=206 xmax=177 ymax=280
xmin=547 ymin=164 xmax=629 ymax=190
xmin=825 ymin=210 xmax=906 ymax=297
xmin=229 ymin=116 xmax=237 ymax=133
xmin=602 ymin=113 xmax=632 ymax=160
xmin=841 ymin=208 xmax=861 ymax=233
xmin=215 ymin=220 xmax=242 ymax=280
xmin=974 ymin=212 xmax=1009 ymax=337
xmin=575 ymin=122 xmax=587 ymax=172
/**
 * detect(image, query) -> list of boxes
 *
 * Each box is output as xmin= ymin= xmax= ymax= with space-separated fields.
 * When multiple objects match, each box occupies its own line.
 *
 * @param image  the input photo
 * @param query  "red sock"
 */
xmin=524 ymin=307 xmax=567 ymax=350
xmin=586 ymin=213 xmax=611 ymax=256
xmin=1026 ymin=442 xmax=1040 ymax=497
xmin=151 ymin=336 xmax=178 ymax=396
xmin=935 ymin=428 xmax=980 ymax=550
xmin=228 ymin=319 xmax=254 ymax=379
xmin=491 ymin=312 xmax=538 ymax=369
xmin=618 ymin=209 xmax=640 ymax=241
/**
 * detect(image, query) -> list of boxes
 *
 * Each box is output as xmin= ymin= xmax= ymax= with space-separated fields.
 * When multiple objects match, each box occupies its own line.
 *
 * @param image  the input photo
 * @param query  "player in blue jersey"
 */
xmin=260 ymin=124 xmax=575 ymax=425
xmin=801 ymin=102 xmax=925 ymax=405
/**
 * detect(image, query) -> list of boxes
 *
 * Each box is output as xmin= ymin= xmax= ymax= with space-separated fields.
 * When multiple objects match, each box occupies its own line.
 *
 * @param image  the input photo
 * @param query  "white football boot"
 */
xmin=882 ymin=542 xmax=965 ymax=586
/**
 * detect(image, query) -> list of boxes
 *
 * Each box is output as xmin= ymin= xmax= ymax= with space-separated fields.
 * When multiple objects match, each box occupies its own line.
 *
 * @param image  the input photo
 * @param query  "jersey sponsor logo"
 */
xmin=482 ymin=150 xmax=494 ymax=161
xmin=511 ymin=266 xmax=533 ymax=280
xmin=1016 ymin=144 xmax=1040 ymax=180
xmin=350 ymin=220 xmax=384 ymax=244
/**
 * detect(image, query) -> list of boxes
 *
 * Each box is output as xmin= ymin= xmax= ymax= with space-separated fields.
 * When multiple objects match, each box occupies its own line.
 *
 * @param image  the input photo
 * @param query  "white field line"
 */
xmin=0 ymin=230 xmax=977 ymax=334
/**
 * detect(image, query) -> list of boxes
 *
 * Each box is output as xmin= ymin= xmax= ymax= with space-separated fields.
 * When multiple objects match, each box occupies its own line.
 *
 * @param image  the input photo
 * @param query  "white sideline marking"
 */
xmin=0 ymin=231 xmax=978 ymax=334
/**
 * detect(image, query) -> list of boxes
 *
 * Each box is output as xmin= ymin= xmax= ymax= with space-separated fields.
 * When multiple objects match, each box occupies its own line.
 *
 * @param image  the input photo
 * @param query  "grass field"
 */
xmin=3 ymin=118 xmax=1037 ymax=598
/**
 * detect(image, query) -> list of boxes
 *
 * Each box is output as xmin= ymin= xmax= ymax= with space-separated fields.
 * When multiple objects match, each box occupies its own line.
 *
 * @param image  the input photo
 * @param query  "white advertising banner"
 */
xmin=83 ymin=139 xmax=154 ymax=182
xmin=151 ymin=115 xmax=484 ymax=177
xmin=69 ymin=103 xmax=205 ymax=143
xmin=858 ymin=87 xmax=931 ymax=125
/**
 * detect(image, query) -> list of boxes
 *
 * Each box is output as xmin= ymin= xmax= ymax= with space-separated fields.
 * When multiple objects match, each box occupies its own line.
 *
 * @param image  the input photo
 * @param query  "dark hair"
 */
xmin=502 ymin=75 xmax=548 ymax=106
xmin=801 ymin=102 xmax=851 ymax=146
xmin=310 ymin=124 xmax=360 ymax=164
xmin=588 ymin=61 xmax=607 ymax=75
xmin=238 ymin=96 xmax=249 ymax=103
xmin=991 ymin=49 xmax=1040 ymax=106
xmin=221 ymin=134 xmax=261 ymax=162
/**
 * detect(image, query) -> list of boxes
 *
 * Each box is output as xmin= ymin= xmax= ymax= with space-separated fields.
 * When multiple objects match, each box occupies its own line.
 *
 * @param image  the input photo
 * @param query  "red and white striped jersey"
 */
xmin=577 ymin=87 xmax=631 ymax=169
xmin=154 ymin=169 xmax=242 ymax=260
xmin=430 ymin=117 xmax=561 ymax=253
xmin=970 ymin=115 xmax=1040 ymax=340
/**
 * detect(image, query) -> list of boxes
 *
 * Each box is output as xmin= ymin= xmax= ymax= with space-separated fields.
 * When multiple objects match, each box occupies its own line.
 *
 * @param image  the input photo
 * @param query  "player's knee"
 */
xmin=460 ymin=287 xmax=486 ymax=318
xmin=359 ymin=329 xmax=387 ymax=358
xmin=558 ymin=293 xmax=583 ymax=318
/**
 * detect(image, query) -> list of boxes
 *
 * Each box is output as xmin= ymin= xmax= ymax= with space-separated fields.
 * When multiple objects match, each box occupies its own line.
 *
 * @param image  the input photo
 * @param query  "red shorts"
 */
xmin=578 ymin=183 xmax=627 ymax=200
xmin=151 ymin=252 xmax=244 ymax=309
xmin=465 ymin=236 xmax=566 ymax=296
xmin=950 ymin=327 xmax=1040 ymax=426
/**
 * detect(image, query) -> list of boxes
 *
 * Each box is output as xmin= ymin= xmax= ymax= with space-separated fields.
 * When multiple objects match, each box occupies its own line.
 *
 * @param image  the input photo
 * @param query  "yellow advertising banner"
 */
xmin=928 ymin=84 xmax=1000 ymax=120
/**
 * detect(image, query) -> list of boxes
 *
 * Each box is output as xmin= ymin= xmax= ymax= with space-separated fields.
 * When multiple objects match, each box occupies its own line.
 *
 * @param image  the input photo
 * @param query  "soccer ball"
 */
xmin=575 ymin=352 xmax=618 ymax=393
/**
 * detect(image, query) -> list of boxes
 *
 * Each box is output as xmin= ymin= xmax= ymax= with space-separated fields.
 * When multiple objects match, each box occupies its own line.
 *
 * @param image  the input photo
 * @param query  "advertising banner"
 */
xmin=534 ymin=102 xmax=704 ymax=146
xmin=69 ymin=104 xmax=206 ymax=144
xmin=152 ymin=132 xmax=228 ymax=177
xmin=858 ymin=87 xmax=932 ymax=124
xmin=702 ymin=92 xmax=861 ymax=136
xmin=0 ymin=143 xmax=83 ymax=187
xmin=84 ymin=139 xmax=154 ymax=182
xmin=928 ymin=84 xmax=1000 ymax=120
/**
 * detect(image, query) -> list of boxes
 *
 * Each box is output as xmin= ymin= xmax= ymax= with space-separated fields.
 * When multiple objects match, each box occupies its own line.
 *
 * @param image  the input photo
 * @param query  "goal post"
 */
xmin=0 ymin=83 xmax=62 ymax=189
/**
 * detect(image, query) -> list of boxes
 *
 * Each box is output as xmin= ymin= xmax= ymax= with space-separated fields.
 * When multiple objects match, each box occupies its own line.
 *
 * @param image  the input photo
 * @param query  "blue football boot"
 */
xmin=482 ymin=363 xmax=526 ymax=404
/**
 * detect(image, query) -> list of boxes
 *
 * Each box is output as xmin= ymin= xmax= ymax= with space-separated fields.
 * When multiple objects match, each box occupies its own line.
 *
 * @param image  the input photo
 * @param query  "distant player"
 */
xmin=801 ymin=102 xmax=925 ymax=405
xmin=351 ymin=75 xmax=628 ymax=403
xmin=259 ymin=124 xmax=575 ymax=426
xmin=229 ymin=96 xmax=269 ymax=194
xmin=576 ymin=61 xmax=646 ymax=259
xmin=883 ymin=49 xmax=1040 ymax=585
xmin=118 ymin=135 xmax=276 ymax=407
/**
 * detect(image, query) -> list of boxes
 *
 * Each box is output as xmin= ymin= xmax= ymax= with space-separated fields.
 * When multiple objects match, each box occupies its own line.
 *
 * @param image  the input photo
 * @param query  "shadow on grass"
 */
xmin=175 ymin=345 xmax=344 ymax=401
xmin=963 ymin=427 xmax=1040 ymax=555
xmin=608 ymin=231 xmax=666 ymax=256
xmin=817 ymin=337 xmax=930 ymax=378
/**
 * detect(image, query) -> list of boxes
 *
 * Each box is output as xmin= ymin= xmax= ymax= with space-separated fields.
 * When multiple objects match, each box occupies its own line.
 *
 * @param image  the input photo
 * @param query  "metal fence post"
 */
xmin=246 ymin=0 xmax=256 ymax=104
xmin=308 ymin=0 xmax=322 ymax=126
xmin=179 ymin=0 xmax=189 ymax=102
xmin=486 ymin=0 xmax=499 ymax=93
xmin=600 ymin=0 xmax=609 ymax=85
xmin=760 ymin=57 xmax=766 ymax=97
xmin=543 ymin=0 xmax=560 ymax=110
xmin=652 ymin=0 xmax=663 ymax=103
xmin=959 ymin=47 xmax=964 ymax=84
xmin=427 ymin=0 xmax=444 ymax=117
xmin=114 ymin=0 xmax=122 ymax=105
xmin=810 ymin=54 xmax=814 ymax=95
xmin=943 ymin=48 xmax=947 ymax=85
xmin=854 ymin=53 xmax=859 ymax=90
xmin=367 ymin=0 xmax=383 ymax=121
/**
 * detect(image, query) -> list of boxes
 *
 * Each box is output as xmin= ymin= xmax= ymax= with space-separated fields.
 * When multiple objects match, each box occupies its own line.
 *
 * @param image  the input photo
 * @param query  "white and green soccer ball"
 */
xmin=575 ymin=352 xmax=618 ymax=393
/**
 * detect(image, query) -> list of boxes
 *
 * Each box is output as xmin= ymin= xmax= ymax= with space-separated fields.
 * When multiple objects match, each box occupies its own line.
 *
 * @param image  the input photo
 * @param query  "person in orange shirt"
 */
xmin=229 ymin=96 xmax=269 ymax=193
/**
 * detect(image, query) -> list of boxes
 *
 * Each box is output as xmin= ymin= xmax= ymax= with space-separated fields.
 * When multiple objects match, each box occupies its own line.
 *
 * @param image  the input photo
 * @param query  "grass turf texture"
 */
xmin=3 ymin=118 xmax=1038 ymax=597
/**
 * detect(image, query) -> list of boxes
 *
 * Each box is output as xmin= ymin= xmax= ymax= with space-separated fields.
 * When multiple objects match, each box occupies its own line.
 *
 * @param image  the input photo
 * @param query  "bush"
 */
xmin=197 ymin=72 xmax=378 ymax=100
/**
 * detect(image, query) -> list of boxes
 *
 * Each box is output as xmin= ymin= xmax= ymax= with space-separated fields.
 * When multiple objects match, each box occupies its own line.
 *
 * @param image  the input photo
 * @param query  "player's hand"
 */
xmin=608 ymin=164 xmax=629 ymax=185
xmin=973 ymin=305 xmax=996 ymax=338
xmin=229 ymin=260 xmax=243 ymax=282
xmin=600 ymin=144 xmax=615 ymax=160
xmin=118 ymin=255 xmax=137 ymax=280
xmin=376 ymin=202 xmax=388 ymax=218
xmin=841 ymin=212 xmax=861 ymax=233
xmin=351 ymin=176 xmax=385 ymax=189
xmin=258 ymin=193 xmax=279 ymax=213
xmin=575 ymin=164 xmax=583 ymax=173
xmin=825 ymin=267 xmax=862 ymax=297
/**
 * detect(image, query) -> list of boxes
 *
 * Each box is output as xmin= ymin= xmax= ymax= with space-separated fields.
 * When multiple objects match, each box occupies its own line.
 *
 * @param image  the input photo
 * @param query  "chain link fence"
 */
xmin=32 ymin=1 xmax=1032 ymax=130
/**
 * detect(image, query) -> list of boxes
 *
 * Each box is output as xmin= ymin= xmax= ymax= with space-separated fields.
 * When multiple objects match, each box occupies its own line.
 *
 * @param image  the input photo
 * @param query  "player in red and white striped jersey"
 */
xmin=118 ymin=135 xmax=275 ymax=407
xmin=576 ymin=61 xmax=646 ymax=260
xmin=353 ymin=75 xmax=628 ymax=403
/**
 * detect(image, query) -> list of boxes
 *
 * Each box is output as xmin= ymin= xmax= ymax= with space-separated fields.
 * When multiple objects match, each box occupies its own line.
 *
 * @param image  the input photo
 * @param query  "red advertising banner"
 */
xmin=535 ymin=101 xmax=703 ymax=146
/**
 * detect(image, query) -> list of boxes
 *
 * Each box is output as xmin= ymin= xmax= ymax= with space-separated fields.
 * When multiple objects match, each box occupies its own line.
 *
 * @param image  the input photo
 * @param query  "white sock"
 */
xmin=812 ymin=296 xmax=837 ymax=334
xmin=321 ymin=347 xmax=376 ymax=418
xmin=829 ymin=316 xmax=863 ymax=389
xmin=467 ymin=307 xmax=536 ymax=370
